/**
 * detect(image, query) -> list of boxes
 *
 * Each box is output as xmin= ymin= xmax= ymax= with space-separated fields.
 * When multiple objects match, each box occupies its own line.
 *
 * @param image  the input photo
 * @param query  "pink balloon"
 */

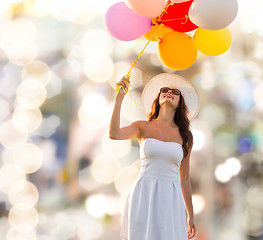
xmin=105 ymin=2 xmax=152 ymax=41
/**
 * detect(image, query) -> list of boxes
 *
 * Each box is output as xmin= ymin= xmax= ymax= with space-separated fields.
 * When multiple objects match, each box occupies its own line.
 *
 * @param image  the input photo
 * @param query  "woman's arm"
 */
xmin=109 ymin=77 xmax=141 ymax=140
xmin=180 ymin=147 xmax=196 ymax=239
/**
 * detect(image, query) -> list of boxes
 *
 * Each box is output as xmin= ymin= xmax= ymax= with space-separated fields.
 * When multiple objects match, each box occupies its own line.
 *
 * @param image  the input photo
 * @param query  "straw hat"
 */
xmin=142 ymin=73 xmax=200 ymax=121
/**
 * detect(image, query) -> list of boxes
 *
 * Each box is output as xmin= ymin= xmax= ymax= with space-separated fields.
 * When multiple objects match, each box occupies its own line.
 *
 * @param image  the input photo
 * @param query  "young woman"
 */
xmin=110 ymin=73 xmax=200 ymax=240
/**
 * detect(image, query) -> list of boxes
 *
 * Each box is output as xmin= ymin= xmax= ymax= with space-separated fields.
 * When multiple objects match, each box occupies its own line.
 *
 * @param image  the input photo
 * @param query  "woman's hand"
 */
xmin=187 ymin=218 xmax=196 ymax=239
xmin=116 ymin=76 xmax=130 ymax=98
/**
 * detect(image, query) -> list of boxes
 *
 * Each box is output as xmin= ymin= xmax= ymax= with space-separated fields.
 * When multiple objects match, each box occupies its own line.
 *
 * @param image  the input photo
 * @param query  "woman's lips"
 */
xmin=164 ymin=94 xmax=174 ymax=99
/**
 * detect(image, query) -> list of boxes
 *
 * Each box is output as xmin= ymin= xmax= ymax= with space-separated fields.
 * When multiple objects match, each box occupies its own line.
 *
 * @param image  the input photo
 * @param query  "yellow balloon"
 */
xmin=194 ymin=28 xmax=232 ymax=56
xmin=158 ymin=32 xmax=197 ymax=70
xmin=144 ymin=18 xmax=171 ymax=41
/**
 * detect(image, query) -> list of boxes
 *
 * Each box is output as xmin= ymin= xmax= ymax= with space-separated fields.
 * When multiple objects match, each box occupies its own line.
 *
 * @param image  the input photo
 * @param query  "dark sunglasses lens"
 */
xmin=172 ymin=89 xmax=180 ymax=95
xmin=160 ymin=87 xmax=169 ymax=93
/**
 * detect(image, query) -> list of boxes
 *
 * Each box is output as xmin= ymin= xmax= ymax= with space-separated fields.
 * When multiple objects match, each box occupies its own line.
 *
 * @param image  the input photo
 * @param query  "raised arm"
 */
xmin=109 ymin=76 xmax=141 ymax=140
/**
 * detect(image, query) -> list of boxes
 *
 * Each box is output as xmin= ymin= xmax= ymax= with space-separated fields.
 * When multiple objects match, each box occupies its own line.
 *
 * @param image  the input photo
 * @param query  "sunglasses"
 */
xmin=160 ymin=87 xmax=181 ymax=96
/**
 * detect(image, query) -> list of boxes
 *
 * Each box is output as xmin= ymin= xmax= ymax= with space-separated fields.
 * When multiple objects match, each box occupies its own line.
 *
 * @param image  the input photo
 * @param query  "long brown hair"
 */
xmin=148 ymin=92 xmax=193 ymax=157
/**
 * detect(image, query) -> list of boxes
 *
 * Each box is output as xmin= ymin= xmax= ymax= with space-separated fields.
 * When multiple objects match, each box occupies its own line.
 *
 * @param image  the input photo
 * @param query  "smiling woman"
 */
xmin=110 ymin=73 xmax=200 ymax=240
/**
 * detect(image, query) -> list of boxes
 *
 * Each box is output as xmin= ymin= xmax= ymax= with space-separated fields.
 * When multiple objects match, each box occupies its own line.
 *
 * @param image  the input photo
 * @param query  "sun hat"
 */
xmin=142 ymin=73 xmax=200 ymax=121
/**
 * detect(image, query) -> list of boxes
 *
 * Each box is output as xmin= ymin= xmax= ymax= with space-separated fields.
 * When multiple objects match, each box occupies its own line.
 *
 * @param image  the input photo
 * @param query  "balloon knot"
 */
xmin=182 ymin=15 xmax=189 ymax=25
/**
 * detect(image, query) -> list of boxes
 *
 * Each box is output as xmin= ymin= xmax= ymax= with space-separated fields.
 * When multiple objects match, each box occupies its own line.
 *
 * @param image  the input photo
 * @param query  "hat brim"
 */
xmin=142 ymin=73 xmax=200 ymax=122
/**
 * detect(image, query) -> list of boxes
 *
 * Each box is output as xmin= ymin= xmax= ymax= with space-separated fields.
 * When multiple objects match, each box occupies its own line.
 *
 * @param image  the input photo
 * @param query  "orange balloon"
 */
xmin=144 ymin=19 xmax=171 ymax=41
xmin=158 ymin=32 xmax=197 ymax=70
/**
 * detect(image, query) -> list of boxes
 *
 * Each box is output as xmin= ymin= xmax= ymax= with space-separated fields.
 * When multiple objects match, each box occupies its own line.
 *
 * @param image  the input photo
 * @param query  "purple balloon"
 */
xmin=105 ymin=2 xmax=152 ymax=41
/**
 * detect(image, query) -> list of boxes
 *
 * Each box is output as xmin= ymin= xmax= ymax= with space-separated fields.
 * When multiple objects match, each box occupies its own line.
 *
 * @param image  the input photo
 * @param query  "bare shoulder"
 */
xmin=131 ymin=120 xmax=149 ymax=127
xmin=130 ymin=120 xmax=149 ymax=138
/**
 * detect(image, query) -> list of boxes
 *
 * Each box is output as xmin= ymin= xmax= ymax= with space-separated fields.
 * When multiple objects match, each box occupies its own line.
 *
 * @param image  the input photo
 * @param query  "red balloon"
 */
xmin=159 ymin=0 xmax=198 ymax=33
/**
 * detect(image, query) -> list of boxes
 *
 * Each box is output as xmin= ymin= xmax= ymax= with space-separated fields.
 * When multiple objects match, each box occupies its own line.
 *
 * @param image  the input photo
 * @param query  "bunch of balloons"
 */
xmin=105 ymin=0 xmax=238 ymax=71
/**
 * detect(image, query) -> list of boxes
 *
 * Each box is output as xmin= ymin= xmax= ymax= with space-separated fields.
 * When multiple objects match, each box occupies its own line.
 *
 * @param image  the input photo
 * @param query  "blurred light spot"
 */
xmin=78 ymin=93 xmax=109 ymax=130
xmin=0 ymin=63 xmax=21 ymax=98
xmin=0 ymin=18 xmax=37 ymax=49
xmin=218 ymin=229 xmax=240 ymax=240
xmin=214 ymin=132 xmax=237 ymax=157
xmin=150 ymin=53 xmax=162 ymax=67
xmin=7 ymin=43 xmax=38 ymax=66
xmin=118 ymin=194 xmax=128 ymax=215
xmin=78 ymin=105 xmax=106 ymax=127
xmin=50 ymin=0 xmax=96 ymax=24
xmin=0 ymin=97 xmax=10 ymax=122
xmin=85 ymin=0 xmax=120 ymax=13
xmin=78 ymin=167 xmax=101 ymax=191
xmin=121 ymin=90 xmax=146 ymax=122
xmin=25 ymin=0 xmax=51 ymax=17
xmin=199 ymin=105 xmax=225 ymax=129
xmin=91 ymin=154 xmax=121 ymax=184
xmin=81 ymin=29 xmax=113 ymax=55
xmin=76 ymin=219 xmax=103 ymax=240
xmin=35 ymin=115 xmax=60 ymax=138
xmin=45 ymin=71 xmax=62 ymax=98
xmin=85 ymin=194 xmax=107 ymax=218
xmin=108 ymin=62 xmax=143 ymax=90
xmin=102 ymin=132 xmax=131 ymax=158
xmin=1 ymin=148 xmax=14 ymax=165
xmin=8 ymin=205 xmax=39 ymax=230
xmin=215 ymin=163 xmax=232 ymax=183
xmin=7 ymin=227 xmax=37 ymax=240
xmin=215 ymin=157 xmax=241 ymax=183
xmin=66 ymin=0 xmax=96 ymax=24
xmin=0 ymin=164 xmax=26 ymax=194
xmin=135 ymin=39 xmax=156 ymax=54
xmin=253 ymin=82 xmax=263 ymax=110
xmin=52 ymin=59 xmax=82 ymax=83
xmin=192 ymin=194 xmax=205 ymax=214
xmin=105 ymin=195 xmax=120 ymax=216
xmin=192 ymin=129 xmax=206 ymax=151
xmin=13 ymin=143 xmax=43 ymax=174
xmin=0 ymin=19 xmax=38 ymax=65
xmin=82 ymin=93 xmax=106 ymax=117
xmin=0 ymin=2 xmax=13 ymax=23
xmin=83 ymin=54 xmax=114 ymax=83
xmin=50 ymin=213 xmax=75 ymax=240
xmin=8 ymin=181 xmax=39 ymax=207
xmin=238 ymin=137 xmax=253 ymax=154
xmin=16 ymin=78 xmax=46 ymax=109
xmin=242 ymin=205 xmax=263 ymax=237
xmin=246 ymin=186 xmax=263 ymax=210
xmin=0 ymin=120 xmax=28 ymax=149
xmin=12 ymin=107 xmax=42 ymax=133
xmin=22 ymin=61 xmax=51 ymax=86
xmin=238 ymin=0 xmax=263 ymax=35
xmin=114 ymin=166 xmax=139 ymax=194
xmin=225 ymin=157 xmax=241 ymax=176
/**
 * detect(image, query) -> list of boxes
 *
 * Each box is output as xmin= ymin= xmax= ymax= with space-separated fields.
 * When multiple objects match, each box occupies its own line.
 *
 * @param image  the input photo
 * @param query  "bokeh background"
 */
xmin=0 ymin=0 xmax=262 ymax=239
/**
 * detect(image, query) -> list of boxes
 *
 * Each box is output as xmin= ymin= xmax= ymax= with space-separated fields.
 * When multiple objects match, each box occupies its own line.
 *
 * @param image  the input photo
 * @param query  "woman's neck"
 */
xmin=156 ymin=104 xmax=177 ymax=127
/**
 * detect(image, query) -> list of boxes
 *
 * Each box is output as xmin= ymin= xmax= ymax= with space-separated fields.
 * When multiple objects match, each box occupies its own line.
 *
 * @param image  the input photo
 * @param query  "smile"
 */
xmin=164 ymin=94 xmax=174 ymax=99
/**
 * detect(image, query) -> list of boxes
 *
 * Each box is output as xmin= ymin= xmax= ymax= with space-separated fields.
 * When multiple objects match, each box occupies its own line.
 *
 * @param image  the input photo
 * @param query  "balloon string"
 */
xmin=116 ymin=0 xmax=175 ymax=94
xmin=124 ymin=0 xmax=175 ymax=80
xmin=161 ymin=15 xmax=189 ymax=24
xmin=125 ymin=38 xmax=151 ymax=79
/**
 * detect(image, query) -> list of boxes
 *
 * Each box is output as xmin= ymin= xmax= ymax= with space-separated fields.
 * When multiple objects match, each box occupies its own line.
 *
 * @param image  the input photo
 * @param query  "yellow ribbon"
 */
xmin=115 ymin=0 xmax=187 ymax=95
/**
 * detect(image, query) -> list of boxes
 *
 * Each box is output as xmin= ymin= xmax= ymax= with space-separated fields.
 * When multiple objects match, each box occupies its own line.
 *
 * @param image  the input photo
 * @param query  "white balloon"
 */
xmin=189 ymin=0 xmax=238 ymax=30
xmin=171 ymin=0 xmax=191 ymax=3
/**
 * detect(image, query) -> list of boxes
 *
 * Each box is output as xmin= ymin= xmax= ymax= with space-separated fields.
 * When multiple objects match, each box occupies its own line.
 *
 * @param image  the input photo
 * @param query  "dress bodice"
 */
xmin=139 ymin=138 xmax=184 ymax=181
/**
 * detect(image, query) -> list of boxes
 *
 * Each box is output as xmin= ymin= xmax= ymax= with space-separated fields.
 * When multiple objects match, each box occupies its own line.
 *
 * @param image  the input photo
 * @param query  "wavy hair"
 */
xmin=148 ymin=92 xmax=193 ymax=157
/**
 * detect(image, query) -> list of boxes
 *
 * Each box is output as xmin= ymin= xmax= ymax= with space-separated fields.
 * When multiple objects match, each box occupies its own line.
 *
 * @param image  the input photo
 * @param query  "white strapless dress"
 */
xmin=120 ymin=138 xmax=188 ymax=240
